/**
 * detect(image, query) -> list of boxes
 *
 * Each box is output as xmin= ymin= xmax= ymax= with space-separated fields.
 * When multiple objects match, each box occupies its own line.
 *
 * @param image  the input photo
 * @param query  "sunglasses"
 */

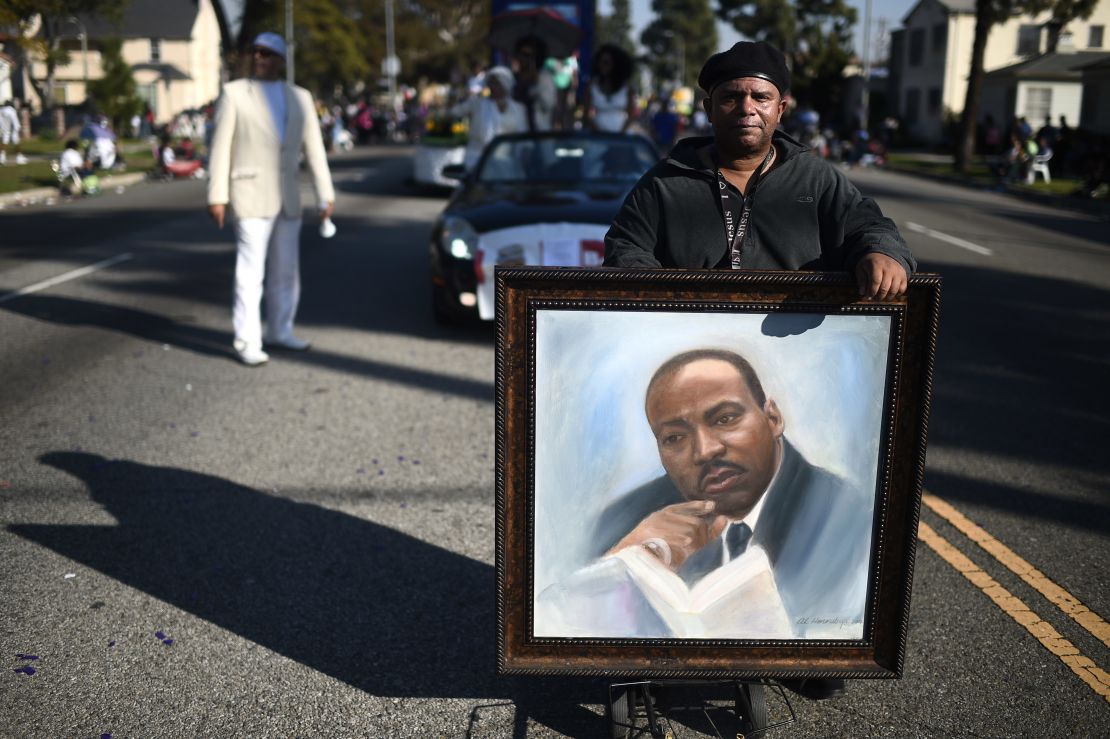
xmin=252 ymin=47 xmax=278 ymax=59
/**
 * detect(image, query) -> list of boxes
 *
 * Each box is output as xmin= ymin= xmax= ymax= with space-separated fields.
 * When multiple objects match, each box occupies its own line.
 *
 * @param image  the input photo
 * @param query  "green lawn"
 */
xmin=0 ymin=143 xmax=156 ymax=195
xmin=0 ymin=161 xmax=59 ymax=192
xmin=885 ymin=152 xmax=1082 ymax=196
xmin=15 ymin=136 xmax=153 ymax=156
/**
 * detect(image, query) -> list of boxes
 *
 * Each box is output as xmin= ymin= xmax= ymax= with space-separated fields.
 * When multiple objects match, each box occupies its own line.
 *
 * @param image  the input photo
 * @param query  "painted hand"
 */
xmin=607 ymin=500 xmax=729 ymax=572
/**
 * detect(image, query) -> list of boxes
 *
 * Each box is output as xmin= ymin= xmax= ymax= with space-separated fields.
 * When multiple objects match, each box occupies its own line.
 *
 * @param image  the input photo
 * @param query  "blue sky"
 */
xmin=610 ymin=0 xmax=919 ymax=60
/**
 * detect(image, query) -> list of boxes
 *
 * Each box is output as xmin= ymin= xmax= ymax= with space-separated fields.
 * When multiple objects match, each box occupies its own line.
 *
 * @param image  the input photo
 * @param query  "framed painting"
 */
xmin=496 ymin=267 xmax=941 ymax=678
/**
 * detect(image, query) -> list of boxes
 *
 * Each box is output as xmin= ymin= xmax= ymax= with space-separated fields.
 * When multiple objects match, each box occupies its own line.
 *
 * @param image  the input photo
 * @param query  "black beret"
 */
xmin=698 ymin=41 xmax=790 ymax=96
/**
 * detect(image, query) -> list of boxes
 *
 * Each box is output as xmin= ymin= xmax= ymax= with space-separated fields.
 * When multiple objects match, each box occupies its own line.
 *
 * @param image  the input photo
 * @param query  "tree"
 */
xmin=293 ymin=0 xmax=370 ymax=95
xmin=715 ymin=0 xmax=857 ymax=119
xmin=597 ymin=0 xmax=636 ymax=56
xmin=232 ymin=0 xmax=370 ymax=95
xmin=640 ymin=0 xmax=717 ymax=90
xmin=0 ymin=0 xmax=126 ymax=111
xmin=954 ymin=0 xmax=1097 ymax=173
xmin=87 ymin=37 xmax=142 ymax=132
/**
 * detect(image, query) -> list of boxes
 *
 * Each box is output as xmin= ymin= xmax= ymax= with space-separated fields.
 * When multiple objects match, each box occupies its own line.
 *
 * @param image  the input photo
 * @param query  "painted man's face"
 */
xmin=646 ymin=358 xmax=784 ymax=519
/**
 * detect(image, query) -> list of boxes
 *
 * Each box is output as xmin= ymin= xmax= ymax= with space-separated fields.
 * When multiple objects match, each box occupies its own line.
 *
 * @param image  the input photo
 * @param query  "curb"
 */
xmin=0 ymin=171 xmax=151 ymax=208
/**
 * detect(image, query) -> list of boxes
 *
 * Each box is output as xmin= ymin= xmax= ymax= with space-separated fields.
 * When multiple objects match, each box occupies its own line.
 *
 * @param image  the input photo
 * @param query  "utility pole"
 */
xmin=861 ymin=0 xmax=872 ymax=130
xmin=385 ymin=0 xmax=398 ymax=112
xmin=285 ymin=0 xmax=295 ymax=83
xmin=66 ymin=17 xmax=88 ymax=97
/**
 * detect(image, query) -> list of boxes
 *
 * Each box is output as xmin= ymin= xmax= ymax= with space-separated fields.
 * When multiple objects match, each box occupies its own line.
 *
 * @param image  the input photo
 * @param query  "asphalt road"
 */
xmin=1 ymin=147 xmax=1107 ymax=738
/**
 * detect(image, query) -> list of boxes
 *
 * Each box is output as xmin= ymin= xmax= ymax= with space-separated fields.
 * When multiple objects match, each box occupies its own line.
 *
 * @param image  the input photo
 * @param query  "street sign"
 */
xmin=382 ymin=55 xmax=401 ymax=77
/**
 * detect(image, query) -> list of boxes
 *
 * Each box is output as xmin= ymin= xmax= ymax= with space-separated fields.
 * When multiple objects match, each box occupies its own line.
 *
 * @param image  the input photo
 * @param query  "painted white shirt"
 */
xmin=720 ymin=443 xmax=783 ymax=566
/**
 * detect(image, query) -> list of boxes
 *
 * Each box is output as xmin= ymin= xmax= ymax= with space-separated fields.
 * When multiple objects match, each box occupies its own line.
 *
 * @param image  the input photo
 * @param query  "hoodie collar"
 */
xmin=663 ymin=130 xmax=807 ymax=177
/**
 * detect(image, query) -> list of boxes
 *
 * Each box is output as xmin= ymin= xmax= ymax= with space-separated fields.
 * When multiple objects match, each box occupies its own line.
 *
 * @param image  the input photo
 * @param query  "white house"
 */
xmin=890 ymin=0 xmax=1110 ymax=143
xmin=1078 ymin=56 xmax=1110 ymax=133
xmin=25 ymin=0 xmax=223 ymax=123
xmin=980 ymin=50 xmax=1110 ymax=134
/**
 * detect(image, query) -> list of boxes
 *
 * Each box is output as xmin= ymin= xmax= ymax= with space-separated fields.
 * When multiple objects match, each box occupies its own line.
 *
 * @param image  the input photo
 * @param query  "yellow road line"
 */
xmin=918 ymin=521 xmax=1110 ymax=703
xmin=923 ymin=492 xmax=1110 ymax=648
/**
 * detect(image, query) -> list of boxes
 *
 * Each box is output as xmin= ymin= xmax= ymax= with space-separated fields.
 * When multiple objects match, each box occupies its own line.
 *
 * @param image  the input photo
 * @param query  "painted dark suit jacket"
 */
xmin=590 ymin=440 xmax=875 ymax=637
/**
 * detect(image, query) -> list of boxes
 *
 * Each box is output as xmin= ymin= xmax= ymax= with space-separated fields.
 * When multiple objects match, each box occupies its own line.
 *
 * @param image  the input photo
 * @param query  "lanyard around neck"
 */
xmin=716 ymin=146 xmax=775 ymax=269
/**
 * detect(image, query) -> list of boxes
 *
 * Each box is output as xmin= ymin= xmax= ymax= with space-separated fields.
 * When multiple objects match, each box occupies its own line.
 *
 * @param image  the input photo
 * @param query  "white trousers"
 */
xmin=232 ymin=215 xmax=302 ymax=349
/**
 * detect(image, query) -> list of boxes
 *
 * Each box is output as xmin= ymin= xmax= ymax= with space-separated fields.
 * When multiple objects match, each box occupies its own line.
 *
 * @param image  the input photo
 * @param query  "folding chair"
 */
xmin=1027 ymin=151 xmax=1052 ymax=184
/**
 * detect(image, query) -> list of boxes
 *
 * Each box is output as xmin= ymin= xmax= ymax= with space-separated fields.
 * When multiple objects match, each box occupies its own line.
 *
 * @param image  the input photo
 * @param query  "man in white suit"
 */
xmin=207 ymin=32 xmax=335 ymax=366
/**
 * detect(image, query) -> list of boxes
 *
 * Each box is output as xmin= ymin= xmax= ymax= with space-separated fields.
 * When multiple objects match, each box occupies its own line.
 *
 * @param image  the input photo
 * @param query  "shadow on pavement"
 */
xmin=0 ymin=293 xmax=494 ymax=402
xmin=922 ymin=263 xmax=1110 ymax=477
xmin=10 ymin=452 xmax=603 ymax=736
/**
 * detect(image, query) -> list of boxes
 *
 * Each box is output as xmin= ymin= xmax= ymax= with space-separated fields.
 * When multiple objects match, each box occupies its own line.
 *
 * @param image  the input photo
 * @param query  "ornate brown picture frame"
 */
xmin=496 ymin=267 xmax=941 ymax=679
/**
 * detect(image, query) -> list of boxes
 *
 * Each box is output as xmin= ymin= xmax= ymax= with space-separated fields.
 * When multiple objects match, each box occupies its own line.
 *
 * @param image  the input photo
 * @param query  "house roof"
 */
xmin=984 ymin=51 xmax=1110 ymax=81
xmin=1075 ymin=56 xmax=1110 ymax=72
xmin=903 ymin=0 xmax=976 ymax=24
xmin=131 ymin=62 xmax=192 ymax=80
xmin=77 ymin=0 xmax=200 ymax=41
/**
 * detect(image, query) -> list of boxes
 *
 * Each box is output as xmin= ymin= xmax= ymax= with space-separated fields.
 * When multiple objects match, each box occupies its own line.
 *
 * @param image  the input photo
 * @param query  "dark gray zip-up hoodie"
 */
xmin=604 ymin=132 xmax=915 ymax=274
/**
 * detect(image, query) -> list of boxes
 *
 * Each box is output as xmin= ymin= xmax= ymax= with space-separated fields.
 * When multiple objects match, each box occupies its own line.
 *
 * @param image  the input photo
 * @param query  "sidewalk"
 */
xmin=0 ymin=171 xmax=150 ymax=209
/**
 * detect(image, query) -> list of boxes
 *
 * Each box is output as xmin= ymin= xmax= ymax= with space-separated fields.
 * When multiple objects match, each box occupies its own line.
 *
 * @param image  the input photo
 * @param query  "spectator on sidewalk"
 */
xmin=57 ymin=139 xmax=93 ymax=194
xmin=206 ymin=32 xmax=335 ymax=367
xmin=159 ymin=134 xmax=203 ymax=178
xmin=0 ymin=100 xmax=28 ymax=165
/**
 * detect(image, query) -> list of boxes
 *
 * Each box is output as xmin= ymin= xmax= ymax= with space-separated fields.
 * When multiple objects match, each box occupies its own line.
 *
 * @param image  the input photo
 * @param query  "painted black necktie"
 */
xmin=725 ymin=522 xmax=753 ymax=559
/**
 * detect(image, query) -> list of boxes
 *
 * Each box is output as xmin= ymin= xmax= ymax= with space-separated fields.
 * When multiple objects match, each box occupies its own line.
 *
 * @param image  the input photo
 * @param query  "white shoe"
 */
xmin=264 ymin=334 xmax=311 ymax=351
xmin=15 ymin=154 xmax=28 ymax=165
xmin=234 ymin=341 xmax=269 ymax=366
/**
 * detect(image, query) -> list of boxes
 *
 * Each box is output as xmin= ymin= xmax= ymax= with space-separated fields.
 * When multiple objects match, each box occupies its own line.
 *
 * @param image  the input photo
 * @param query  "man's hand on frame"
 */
xmin=606 ymin=500 xmax=729 ymax=572
xmin=855 ymin=252 xmax=909 ymax=300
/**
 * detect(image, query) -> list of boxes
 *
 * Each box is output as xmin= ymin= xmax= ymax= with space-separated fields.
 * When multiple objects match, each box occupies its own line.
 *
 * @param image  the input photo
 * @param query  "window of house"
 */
xmin=1017 ymin=25 xmax=1041 ymax=56
xmin=909 ymin=28 xmax=925 ymax=66
xmin=905 ymin=88 xmax=921 ymax=125
xmin=1090 ymin=26 xmax=1105 ymax=48
xmin=1024 ymin=87 xmax=1052 ymax=122
xmin=932 ymin=23 xmax=947 ymax=53
xmin=150 ymin=38 xmax=161 ymax=63
xmin=928 ymin=88 xmax=942 ymax=115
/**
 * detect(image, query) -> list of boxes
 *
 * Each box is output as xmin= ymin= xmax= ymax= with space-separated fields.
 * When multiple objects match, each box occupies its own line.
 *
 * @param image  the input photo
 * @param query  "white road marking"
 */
xmin=0 ymin=252 xmax=134 ymax=305
xmin=906 ymin=221 xmax=994 ymax=256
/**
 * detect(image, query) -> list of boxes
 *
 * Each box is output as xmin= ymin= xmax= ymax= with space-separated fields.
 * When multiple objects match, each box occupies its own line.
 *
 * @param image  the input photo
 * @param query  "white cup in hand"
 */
xmin=319 ymin=218 xmax=336 ymax=238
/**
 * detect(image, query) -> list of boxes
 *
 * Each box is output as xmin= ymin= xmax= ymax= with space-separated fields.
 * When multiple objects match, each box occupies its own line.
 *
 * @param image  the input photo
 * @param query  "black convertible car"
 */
xmin=429 ymin=131 xmax=660 ymax=324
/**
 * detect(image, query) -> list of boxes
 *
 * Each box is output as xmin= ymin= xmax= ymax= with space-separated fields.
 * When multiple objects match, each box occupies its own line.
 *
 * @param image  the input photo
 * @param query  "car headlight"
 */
xmin=442 ymin=216 xmax=479 ymax=259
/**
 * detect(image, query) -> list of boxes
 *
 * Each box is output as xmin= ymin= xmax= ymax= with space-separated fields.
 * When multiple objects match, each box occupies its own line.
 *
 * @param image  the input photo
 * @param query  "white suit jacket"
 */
xmin=207 ymin=78 xmax=334 ymax=219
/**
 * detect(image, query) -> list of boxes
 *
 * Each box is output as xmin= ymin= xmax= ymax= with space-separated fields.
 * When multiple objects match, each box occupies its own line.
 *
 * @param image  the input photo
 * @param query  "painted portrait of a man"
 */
xmin=531 ymin=310 xmax=889 ymax=640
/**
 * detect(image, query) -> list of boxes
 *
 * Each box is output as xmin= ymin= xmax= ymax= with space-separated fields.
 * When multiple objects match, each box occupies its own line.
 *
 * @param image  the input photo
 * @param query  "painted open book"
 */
xmin=535 ymin=543 xmax=793 ymax=639
xmin=609 ymin=544 xmax=792 ymax=638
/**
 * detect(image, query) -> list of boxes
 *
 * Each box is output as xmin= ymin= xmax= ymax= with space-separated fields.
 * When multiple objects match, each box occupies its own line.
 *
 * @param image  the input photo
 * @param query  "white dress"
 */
xmin=591 ymin=81 xmax=630 ymax=133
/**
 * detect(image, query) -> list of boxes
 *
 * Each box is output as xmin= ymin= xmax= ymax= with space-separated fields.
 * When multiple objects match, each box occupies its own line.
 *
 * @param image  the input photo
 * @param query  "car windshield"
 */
xmin=475 ymin=136 xmax=659 ymax=185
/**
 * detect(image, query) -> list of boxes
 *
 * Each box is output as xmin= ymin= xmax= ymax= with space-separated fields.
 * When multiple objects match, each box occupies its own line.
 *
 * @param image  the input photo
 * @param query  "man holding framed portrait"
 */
xmin=603 ymin=40 xmax=915 ymax=300
xmin=598 ymin=40 xmax=917 ymax=700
